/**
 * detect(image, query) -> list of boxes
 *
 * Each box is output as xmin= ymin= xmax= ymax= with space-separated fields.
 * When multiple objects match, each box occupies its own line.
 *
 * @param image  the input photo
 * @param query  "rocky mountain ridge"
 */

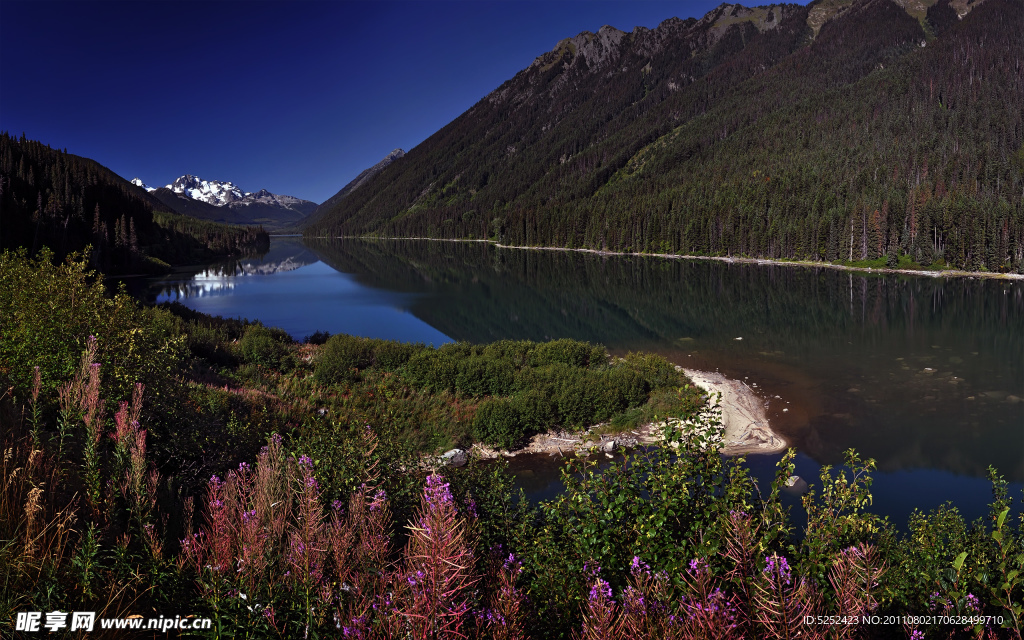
xmin=306 ymin=149 xmax=406 ymax=226
xmin=303 ymin=0 xmax=1023 ymax=273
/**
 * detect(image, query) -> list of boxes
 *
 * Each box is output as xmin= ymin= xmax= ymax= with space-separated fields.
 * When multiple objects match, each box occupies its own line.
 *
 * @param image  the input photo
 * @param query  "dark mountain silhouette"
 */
xmin=306 ymin=0 xmax=1023 ymax=273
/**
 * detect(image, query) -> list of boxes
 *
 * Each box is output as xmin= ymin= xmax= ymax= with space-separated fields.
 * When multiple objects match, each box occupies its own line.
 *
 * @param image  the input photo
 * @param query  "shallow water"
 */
xmin=138 ymin=237 xmax=1024 ymax=523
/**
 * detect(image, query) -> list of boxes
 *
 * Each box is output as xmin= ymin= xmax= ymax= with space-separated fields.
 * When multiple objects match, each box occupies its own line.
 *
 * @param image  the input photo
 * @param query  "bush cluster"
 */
xmin=314 ymin=334 xmax=422 ymax=385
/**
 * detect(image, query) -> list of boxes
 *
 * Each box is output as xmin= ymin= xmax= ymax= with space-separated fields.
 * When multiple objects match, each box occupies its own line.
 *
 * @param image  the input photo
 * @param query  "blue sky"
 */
xmin=2 ymin=1 xmax=780 ymax=204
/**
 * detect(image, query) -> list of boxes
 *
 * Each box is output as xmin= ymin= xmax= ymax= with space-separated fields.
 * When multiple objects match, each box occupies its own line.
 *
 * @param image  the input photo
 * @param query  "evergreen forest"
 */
xmin=0 ymin=132 xmax=270 ymax=274
xmin=305 ymin=0 xmax=1024 ymax=274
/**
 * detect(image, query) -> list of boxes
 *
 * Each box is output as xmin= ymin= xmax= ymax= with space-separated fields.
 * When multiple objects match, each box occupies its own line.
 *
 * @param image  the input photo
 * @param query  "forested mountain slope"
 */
xmin=0 ymin=133 xmax=269 ymax=273
xmin=306 ymin=0 xmax=1024 ymax=273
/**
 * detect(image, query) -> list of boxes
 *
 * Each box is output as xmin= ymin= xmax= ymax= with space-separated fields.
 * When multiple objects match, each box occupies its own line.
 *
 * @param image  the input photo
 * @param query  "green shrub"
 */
xmin=606 ymin=366 xmax=650 ymax=408
xmin=529 ymin=339 xmax=595 ymax=368
xmin=405 ymin=349 xmax=459 ymax=392
xmin=483 ymin=357 xmax=517 ymax=396
xmin=455 ymin=356 xmax=489 ymax=396
xmin=482 ymin=339 xmax=533 ymax=366
xmin=186 ymin=324 xmax=236 ymax=365
xmin=373 ymin=340 xmax=421 ymax=371
xmin=0 ymin=248 xmax=184 ymax=406
xmin=548 ymin=365 xmax=593 ymax=427
xmin=510 ymin=389 xmax=554 ymax=431
xmin=238 ymin=325 xmax=285 ymax=367
xmin=304 ymin=330 xmax=331 ymax=345
xmin=587 ymin=368 xmax=649 ymax=423
xmin=619 ymin=352 xmax=682 ymax=390
xmin=472 ymin=398 xmax=527 ymax=449
xmin=314 ymin=334 xmax=374 ymax=385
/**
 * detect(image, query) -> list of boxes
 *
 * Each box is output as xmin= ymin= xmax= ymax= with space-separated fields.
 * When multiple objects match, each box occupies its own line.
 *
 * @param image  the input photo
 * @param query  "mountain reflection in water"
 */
xmin=139 ymin=237 xmax=1023 ymax=520
xmin=305 ymin=238 xmax=1023 ymax=484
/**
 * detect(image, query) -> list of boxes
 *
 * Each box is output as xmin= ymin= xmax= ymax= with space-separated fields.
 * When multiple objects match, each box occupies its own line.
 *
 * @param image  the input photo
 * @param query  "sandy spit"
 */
xmin=679 ymin=368 xmax=787 ymax=455
xmin=469 ymin=368 xmax=786 ymax=460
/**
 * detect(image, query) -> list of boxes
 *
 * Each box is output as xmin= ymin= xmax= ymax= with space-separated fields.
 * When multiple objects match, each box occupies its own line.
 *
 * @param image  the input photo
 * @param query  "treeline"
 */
xmin=306 ymin=0 xmax=1024 ymax=273
xmin=0 ymin=132 xmax=269 ymax=273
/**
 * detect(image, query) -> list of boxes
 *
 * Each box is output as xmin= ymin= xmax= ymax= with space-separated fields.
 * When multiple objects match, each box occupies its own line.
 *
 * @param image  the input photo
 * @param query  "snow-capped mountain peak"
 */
xmin=133 ymin=172 xmax=318 ymax=228
xmin=166 ymin=175 xmax=251 ymax=206
xmin=130 ymin=177 xmax=156 ymax=192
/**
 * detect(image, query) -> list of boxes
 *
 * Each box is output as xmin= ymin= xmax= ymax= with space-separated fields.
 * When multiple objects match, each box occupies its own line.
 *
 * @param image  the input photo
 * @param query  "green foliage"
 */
xmin=509 ymin=389 xmax=555 ymax=432
xmin=314 ymin=333 xmax=375 ymax=385
xmin=618 ymin=352 xmax=684 ymax=390
xmin=797 ymin=449 xmax=884 ymax=584
xmin=237 ymin=325 xmax=287 ymax=367
xmin=473 ymin=398 xmax=528 ymax=450
xmin=520 ymin=413 xmax=772 ymax=638
xmin=528 ymin=339 xmax=598 ymax=368
xmin=372 ymin=339 xmax=420 ymax=371
xmin=0 ymin=248 xmax=184 ymax=409
xmin=401 ymin=339 xmax=689 ymax=433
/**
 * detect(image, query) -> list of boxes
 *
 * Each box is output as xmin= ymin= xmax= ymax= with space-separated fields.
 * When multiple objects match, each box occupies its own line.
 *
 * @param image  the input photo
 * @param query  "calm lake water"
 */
xmin=139 ymin=237 xmax=1024 ymax=525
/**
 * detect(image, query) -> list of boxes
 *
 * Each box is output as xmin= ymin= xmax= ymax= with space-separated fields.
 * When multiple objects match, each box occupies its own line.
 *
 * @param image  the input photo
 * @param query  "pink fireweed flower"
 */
xmin=504 ymin=553 xmax=521 ymax=572
xmin=689 ymin=558 xmax=707 ymax=575
xmin=589 ymin=577 xmax=613 ymax=603
xmin=764 ymin=554 xmax=792 ymax=585
xmin=965 ymin=593 xmax=980 ymax=612
xmin=631 ymin=556 xmax=651 ymax=575
xmin=423 ymin=473 xmax=453 ymax=506
xmin=368 ymin=488 xmax=387 ymax=511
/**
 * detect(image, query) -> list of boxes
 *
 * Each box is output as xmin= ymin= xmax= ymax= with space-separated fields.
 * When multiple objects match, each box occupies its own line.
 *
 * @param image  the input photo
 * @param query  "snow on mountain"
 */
xmin=166 ymin=175 xmax=250 ymax=206
xmin=150 ymin=174 xmax=318 ymax=214
xmin=130 ymin=177 xmax=156 ymax=192
xmin=132 ymin=173 xmax=318 ymax=228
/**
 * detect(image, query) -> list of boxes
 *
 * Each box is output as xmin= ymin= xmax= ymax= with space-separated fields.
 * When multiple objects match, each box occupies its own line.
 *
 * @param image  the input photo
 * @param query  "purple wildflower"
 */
xmin=504 ymin=553 xmax=520 ymax=571
xmin=424 ymin=474 xmax=453 ymax=507
xmin=631 ymin=555 xmax=651 ymax=575
xmin=965 ymin=593 xmax=980 ymax=612
xmin=589 ymin=577 xmax=613 ymax=603
xmin=764 ymin=554 xmax=792 ymax=585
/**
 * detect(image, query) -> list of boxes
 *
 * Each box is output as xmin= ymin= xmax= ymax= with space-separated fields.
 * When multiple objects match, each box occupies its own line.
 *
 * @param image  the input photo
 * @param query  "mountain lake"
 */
xmin=133 ymin=236 xmax=1024 ymax=526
